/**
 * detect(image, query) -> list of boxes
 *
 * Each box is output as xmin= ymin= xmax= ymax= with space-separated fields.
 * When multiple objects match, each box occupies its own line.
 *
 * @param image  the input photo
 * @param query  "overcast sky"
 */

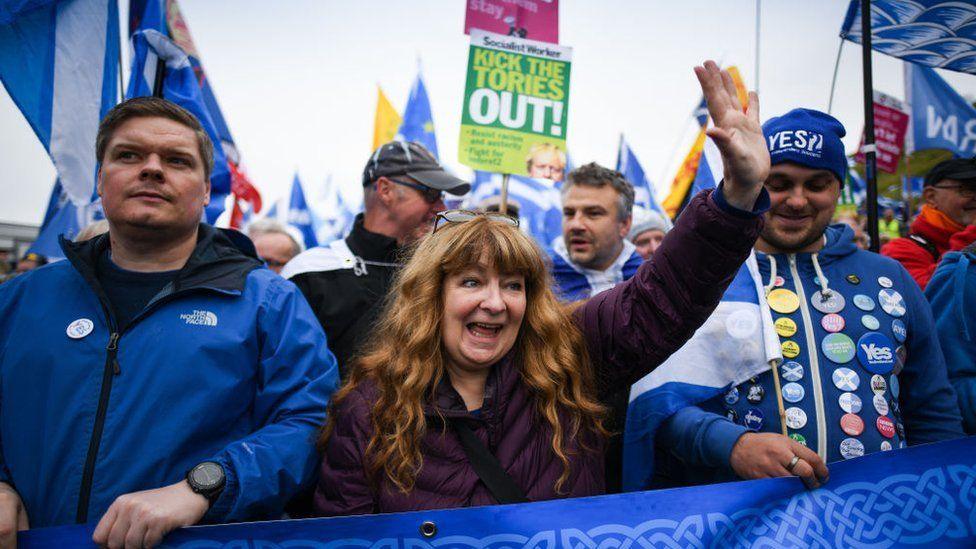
xmin=2 ymin=0 xmax=975 ymax=226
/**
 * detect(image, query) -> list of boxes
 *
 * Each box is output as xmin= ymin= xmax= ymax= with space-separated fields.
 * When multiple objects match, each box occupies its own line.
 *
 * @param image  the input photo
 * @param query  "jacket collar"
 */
xmin=346 ymin=214 xmax=402 ymax=264
xmin=60 ymin=223 xmax=263 ymax=299
xmin=911 ymin=206 xmax=960 ymax=252
xmin=424 ymin=352 xmax=519 ymax=421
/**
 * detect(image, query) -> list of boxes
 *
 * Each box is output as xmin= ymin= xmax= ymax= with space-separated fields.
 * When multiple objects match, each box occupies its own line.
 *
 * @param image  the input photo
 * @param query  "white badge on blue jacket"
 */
xmin=66 ymin=318 xmax=94 ymax=339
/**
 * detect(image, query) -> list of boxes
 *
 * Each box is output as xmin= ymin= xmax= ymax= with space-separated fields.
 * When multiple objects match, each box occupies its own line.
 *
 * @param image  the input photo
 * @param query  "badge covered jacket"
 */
xmin=655 ymin=224 xmax=963 ymax=486
xmin=0 ymin=225 xmax=339 ymax=527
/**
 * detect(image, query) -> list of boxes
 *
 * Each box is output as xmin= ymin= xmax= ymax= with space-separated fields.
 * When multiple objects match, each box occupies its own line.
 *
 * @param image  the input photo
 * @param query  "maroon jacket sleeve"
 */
xmin=314 ymin=386 xmax=378 ymax=517
xmin=577 ymin=188 xmax=764 ymax=397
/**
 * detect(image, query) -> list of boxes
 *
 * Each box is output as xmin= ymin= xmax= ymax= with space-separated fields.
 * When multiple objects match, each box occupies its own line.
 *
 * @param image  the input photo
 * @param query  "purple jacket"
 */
xmin=314 ymin=188 xmax=765 ymax=516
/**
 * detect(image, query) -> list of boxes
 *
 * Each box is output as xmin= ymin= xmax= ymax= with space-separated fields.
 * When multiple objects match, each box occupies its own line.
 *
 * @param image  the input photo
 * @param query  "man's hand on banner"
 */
xmin=92 ymin=480 xmax=209 ymax=548
xmin=730 ymin=432 xmax=829 ymax=490
xmin=0 ymin=482 xmax=28 ymax=549
xmin=694 ymin=60 xmax=770 ymax=211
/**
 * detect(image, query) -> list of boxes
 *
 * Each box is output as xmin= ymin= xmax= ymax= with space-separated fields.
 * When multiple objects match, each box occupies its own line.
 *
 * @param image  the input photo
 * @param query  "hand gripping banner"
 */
xmin=21 ymin=436 xmax=976 ymax=548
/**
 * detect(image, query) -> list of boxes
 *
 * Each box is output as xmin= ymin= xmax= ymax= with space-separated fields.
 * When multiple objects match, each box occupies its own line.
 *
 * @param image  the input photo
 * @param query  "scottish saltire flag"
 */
xmin=689 ymin=132 xmax=724 ymax=195
xmin=622 ymin=253 xmax=782 ymax=491
xmin=396 ymin=72 xmax=439 ymax=159
xmin=840 ymin=0 xmax=976 ymax=75
xmin=905 ymin=63 xmax=976 ymax=157
xmin=465 ymin=171 xmax=564 ymax=248
xmin=616 ymin=136 xmax=664 ymax=215
xmin=0 ymin=0 xmax=119 ymax=208
xmin=285 ymin=174 xmax=319 ymax=249
xmin=549 ymin=239 xmax=643 ymax=302
xmin=28 ymin=179 xmax=104 ymax=258
xmin=126 ymin=29 xmax=231 ymax=224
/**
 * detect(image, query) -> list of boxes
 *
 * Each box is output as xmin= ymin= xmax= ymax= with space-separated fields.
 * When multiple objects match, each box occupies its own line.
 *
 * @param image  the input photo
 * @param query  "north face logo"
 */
xmin=860 ymin=343 xmax=892 ymax=362
xmin=180 ymin=310 xmax=218 ymax=326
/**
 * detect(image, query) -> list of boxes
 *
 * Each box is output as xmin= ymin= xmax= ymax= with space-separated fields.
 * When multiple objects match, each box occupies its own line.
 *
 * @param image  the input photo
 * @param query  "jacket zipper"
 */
xmin=789 ymin=254 xmax=828 ymax=460
xmin=76 ymin=331 xmax=121 ymax=523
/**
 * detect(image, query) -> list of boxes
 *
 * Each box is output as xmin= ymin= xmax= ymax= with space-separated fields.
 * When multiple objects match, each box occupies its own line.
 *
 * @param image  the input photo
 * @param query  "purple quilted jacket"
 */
xmin=314 ymin=189 xmax=764 ymax=516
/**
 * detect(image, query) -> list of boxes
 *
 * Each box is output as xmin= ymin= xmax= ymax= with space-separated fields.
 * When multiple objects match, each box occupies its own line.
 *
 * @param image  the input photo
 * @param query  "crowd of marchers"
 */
xmin=2 ymin=61 xmax=976 ymax=549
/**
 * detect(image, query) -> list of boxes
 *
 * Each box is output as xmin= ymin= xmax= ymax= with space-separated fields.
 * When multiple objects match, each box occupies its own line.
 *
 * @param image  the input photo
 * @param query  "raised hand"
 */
xmin=694 ymin=60 xmax=770 ymax=211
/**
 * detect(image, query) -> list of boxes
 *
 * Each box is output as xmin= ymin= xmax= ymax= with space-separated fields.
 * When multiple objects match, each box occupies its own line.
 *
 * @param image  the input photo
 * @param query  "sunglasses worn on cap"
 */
xmin=932 ymin=184 xmax=976 ymax=198
xmin=387 ymin=177 xmax=443 ymax=204
xmin=433 ymin=209 xmax=519 ymax=233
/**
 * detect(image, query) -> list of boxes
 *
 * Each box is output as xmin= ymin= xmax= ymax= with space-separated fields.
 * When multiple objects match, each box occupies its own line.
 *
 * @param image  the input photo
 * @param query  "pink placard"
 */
xmin=464 ymin=0 xmax=559 ymax=44
xmin=856 ymin=91 xmax=910 ymax=174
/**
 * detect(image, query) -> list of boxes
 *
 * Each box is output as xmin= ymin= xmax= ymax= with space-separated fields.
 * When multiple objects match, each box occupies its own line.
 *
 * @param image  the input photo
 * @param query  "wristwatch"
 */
xmin=185 ymin=461 xmax=225 ymax=503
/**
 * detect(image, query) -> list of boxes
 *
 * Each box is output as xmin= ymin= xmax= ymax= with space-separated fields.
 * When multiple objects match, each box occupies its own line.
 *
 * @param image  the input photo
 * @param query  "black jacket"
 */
xmin=283 ymin=214 xmax=403 ymax=376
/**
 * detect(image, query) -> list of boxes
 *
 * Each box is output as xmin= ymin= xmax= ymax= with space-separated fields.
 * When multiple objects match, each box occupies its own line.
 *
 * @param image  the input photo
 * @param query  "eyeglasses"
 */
xmin=387 ymin=177 xmax=443 ymax=204
xmin=432 ymin=209 xmax=520 ymax=233
xmin=932 ymin=184 xmax=976 ymax=198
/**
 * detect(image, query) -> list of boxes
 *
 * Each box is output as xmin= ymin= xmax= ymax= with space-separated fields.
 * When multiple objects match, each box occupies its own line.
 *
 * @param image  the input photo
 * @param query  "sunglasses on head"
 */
xmin=433 ymin=209 xmax=520 ymax=233
xmin=386 ymin=177 xmax=443 ymax=204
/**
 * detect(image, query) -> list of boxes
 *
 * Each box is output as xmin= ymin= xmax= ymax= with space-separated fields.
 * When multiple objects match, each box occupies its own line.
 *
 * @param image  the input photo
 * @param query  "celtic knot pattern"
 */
xmin=167 ymin=464 xmax=976 ymax=549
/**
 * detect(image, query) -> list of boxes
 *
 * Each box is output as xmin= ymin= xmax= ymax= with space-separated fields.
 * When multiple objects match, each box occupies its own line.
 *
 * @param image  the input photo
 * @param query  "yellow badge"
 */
xmin=775 ymin=317 xmax=798 ymax=338
xmin=767 ymin=288 xmax=800 ymax=314
xmin=781 ymin=340 xmax=801 ymax=358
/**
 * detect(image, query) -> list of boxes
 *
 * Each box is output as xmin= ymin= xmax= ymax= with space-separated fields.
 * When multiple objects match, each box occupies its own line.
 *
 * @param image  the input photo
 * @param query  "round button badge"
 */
xmin=853 ymin=294 xmax=876 ymax=311
xmin=744 ymin=408 xmax=765 ymax=431
xmin=66 ymin=318 xmax=94 ymax=339
xmin=833 ymin=367 xmax=860 ymax=392
xmin=894 ymin=346 xmax=907 ymax=375
xmin=782 ymin=382 xmax=805 ymax=403
xmin=873 ymin=394 xmax=890 ymax=416
xmin=890 ymin=375 xmax=900 ymax=399
xmin=785 ymin=407 xmax=808 ymax=429
xmin=781 ymin=361 xmax=804 ymax=382
xmin=881 ymin=440 xmax=893 ymax=451
xmin=871 ymin=374 xmax=888 ymax=395
xmin=811 ymin=290 xmax=846 ymax=314
xmin=724 ymin=387 xmax=739 ymax=405
xmin=726 ymin=409 xmax=739 ymax=423
xmin=768 ymin=288 xmax=800 ymax=314
xmin=781 ymin=340 xmax=801 ymax=359
xmin=775 ymin=317 xmax=798 ymax=338
xmin=821 ymin=313 xmax=845 ymax=333
xmin=790 ymin=433 xmax=807 ymax=446
xmin=877 ymin=416 xmax=896 ymax=438
xmin=861 ymin=315 xmax=880 ymax=330
xmin=878 ymin=276 xmax=893 ymax=288
xmin=856 ymin=332 xmax=896 ymax=375
xmin=840 ymin=413 xmax=865 ymax=436
xmin=747 ymin=384 xmax=765 ymax=404
xmin=822 ymin=333 xmax=856 ymax=363
xmin=839 ymin=392 xmax=863 ymax=414
xmin=840 ymin=437 xmax=865 ymax=459
xmin=891 ymin=319 xmax=907 ymax=343
xmin=846 ymin=274 xmax=861 ymax=285
xmin=774 ymin=276 xmax=785 ymax=287
xmin=878 ymin=289 xmax=906 ymax=318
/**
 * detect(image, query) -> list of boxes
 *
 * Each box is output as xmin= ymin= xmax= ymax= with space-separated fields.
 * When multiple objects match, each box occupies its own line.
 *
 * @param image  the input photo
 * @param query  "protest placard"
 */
xmin=458 ymin=29 xmax=571 ymax=176
xmin=464 ymin=0 xmax=559 ymax=43
xmin=856 ymin=91 xmax=910 ymax=174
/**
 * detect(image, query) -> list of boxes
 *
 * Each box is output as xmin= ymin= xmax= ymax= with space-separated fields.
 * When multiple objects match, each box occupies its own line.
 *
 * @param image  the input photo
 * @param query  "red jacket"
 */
xmin=882 ymin=211 xmax=976 ymax=289
xmin=313 ymin=190 xmax=764 ymax=516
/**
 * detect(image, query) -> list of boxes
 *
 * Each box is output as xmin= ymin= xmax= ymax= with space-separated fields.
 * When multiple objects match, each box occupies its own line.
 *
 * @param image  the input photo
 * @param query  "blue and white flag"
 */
xmin=126 ymin=29 xmax=231 ymax=224
xmin=0 ymin=0 xmax=119 ymax=207
xmin=395 ymin=72 xmax=439 ymax=159
xmin=28 ymin=179 xmax=104 ymax=258
xmin=689 ymin=133 xmax=724 ymax=196
xmin=465 ymin=171 xmax=563 ymax=249
xmin=840 ymin=0 xmax=976 ymax=75
xmin=616 ymin=136 xmax=664 ymax=215
xmin=905 ymin=63 xmax=976 ymax=157
xmin=622 ymin=253 xmax=781 ymax=491
xmin=286 ymin=174 xmax=319 ymax=249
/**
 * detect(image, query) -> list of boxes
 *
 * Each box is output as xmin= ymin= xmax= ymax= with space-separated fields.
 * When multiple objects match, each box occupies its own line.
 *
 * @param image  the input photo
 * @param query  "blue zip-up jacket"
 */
xmin=0 ymin=225 xmax=339 ymax=527
xmin=654 ymin=224 xmax=963 ymax=486
xmin=926 ymin=245 xmax=976 ymax=433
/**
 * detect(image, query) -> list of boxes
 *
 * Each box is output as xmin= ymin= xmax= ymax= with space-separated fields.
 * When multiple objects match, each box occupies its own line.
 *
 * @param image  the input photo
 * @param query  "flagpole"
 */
xmin=499 ymin=174 xmax=510 ymax=216
xmin=860 ymin=0 xmax=880 ymax=252
xmin=827 ymin=38 xmax=845 ymax=114
xmin=152 ymin=59 xmax=165 ymax=98
xmin=754 ymin=0 xmax=761 ymax=93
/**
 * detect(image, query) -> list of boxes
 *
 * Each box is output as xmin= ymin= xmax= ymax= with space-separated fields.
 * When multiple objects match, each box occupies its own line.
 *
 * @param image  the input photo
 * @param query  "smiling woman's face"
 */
xmin=440 ymin=260 xmax=527 ymax=375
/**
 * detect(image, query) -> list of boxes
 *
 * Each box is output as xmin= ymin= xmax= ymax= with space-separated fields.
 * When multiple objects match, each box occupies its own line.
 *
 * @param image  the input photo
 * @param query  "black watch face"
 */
xmin=190 ymin=462 xmax=224 ymax=490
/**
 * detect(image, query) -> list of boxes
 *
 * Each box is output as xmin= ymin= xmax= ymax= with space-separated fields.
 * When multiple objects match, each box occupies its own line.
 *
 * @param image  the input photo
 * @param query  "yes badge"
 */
xmin=856 ymin=332 xmax=896 ymax=375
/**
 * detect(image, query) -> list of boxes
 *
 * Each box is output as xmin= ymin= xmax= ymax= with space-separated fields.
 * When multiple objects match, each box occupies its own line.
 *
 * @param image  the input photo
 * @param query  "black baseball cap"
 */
xmin=924 ymin=157 xmax=976 ymax=187
xmin=362 ymin=141 xmax=470 ymax=195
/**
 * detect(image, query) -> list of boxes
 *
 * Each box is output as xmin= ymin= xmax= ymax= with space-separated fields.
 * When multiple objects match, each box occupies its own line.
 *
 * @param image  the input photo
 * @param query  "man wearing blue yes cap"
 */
xmin=652 ymin=108 xmax=963 ymax=489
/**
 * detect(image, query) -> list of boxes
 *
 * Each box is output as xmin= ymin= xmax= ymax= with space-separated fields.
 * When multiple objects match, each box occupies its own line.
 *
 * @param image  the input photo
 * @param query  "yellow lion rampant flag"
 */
xmin=373 ymin=85 xmax=402 ymax=151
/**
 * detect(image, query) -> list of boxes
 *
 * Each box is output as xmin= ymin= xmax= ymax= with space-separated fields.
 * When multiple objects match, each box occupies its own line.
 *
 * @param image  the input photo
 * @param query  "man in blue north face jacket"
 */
xmin=0 ymin=97 xmax=338 ymax=547
xmin=652 ymin=109 xmax=963 ymax=490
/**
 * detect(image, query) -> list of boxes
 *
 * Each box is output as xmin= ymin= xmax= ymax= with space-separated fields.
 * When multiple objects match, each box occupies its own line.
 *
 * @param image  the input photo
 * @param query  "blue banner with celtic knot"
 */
xmin=20 ymin=436 xmax=976 ymax=548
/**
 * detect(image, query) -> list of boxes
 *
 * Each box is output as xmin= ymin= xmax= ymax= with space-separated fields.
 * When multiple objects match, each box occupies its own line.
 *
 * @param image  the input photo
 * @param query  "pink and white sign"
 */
xmin=856 ymin=91 xmax=911 ymax=174
xmin=464 ymin=0 xmax=559 ymax=44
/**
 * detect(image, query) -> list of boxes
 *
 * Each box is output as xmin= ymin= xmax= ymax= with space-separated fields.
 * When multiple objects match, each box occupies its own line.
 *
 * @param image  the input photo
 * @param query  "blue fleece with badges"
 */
xmin=0 ymin=226 xmax=339 ymax=527
xmin=926 ymin=248 xmax=976 ymax=433
xmin=655 ymin=224 xmax=963 ymax=486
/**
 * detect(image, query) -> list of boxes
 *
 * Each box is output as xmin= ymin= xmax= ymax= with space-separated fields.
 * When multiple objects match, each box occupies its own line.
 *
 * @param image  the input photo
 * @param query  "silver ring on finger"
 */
xmin=787 ymin=455 xmax=800 ymax=472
